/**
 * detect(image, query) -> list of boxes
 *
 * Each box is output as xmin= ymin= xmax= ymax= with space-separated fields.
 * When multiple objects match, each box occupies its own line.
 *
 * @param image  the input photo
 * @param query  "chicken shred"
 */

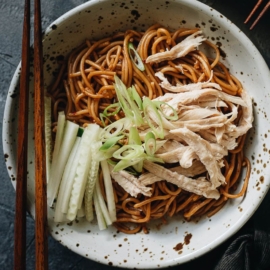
xmin=154 ymin=89 xmax=247 ymax=110
xmin=139 ymin=160 xmax=206 ymax=185
xmin=170 ymin=127 xmax=225 ymax=188
xmin=146 ymin=30 xmax=206 ymax=63
xmin=155 ymin=70 xmax=222 ymax=92
xmin=231 ymin=90 xmax=253 ymax=137
xmin=110 ymin=170 xmax=152 ymax=197
xmin=138 ymin=86 xmax=252 ymax=196
xmin=109 ymin=30 xmax=253 ymax=200
xmin=143 ymin=160 xmax=220 ymax=199
xmin=110 ymin=86 xmax=252 ymax=198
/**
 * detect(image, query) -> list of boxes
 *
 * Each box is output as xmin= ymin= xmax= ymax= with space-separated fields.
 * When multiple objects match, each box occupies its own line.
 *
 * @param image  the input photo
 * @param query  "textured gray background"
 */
xmin=0 ymin=0 xmax=269 ymax=269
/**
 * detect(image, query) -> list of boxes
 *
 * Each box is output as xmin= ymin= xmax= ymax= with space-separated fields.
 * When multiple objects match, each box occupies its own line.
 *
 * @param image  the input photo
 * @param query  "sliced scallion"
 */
xmin=103 ymin=102 xmax=121 ymax=117
xmin=113 ymin=157 xmax=144 ymax=172
xmin=113 ymin=144 xmax=144 ymax=160
xmin=129 ymin=86 xmax=143 ymax=110
xmin=99 ymin=135 xmax=124 ymax=151
xmin=153 ymin=100 xmax=179 ymax=121
xmin=101 ymin=117 xmax=131 ymax=139
xmin=114 ymin=75 xmax=144 ymax=126
xmin=128 ymin=127 xmax=141 ymax=145
xmin=144 ymin=131 xmax=156 ymax=156
xmin=128 ymin=42 xmax=145 ymax=71
xmin=143 ymin=97 xmax=164 ymax=139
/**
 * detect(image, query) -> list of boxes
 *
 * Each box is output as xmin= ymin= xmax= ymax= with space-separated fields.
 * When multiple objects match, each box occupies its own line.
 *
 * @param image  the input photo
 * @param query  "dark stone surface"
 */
xmin=0 ymin=0 xmax=269 ymax=269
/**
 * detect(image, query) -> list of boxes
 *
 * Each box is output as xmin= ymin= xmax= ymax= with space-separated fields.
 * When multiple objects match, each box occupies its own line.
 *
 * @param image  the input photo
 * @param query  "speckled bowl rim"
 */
xmin=3 ymin=0 xmax=270 ymax=268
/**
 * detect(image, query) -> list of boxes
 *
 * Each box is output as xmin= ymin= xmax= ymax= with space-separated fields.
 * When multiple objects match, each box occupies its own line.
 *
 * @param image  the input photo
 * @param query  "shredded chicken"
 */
xmin=155 ymin=70 xmax=222 ymax=92
xmin=143 ymin=160 xmax=220 ymax=199
xmin=198 ymin=99 xmax=228 ymax=108
xmin=110 ymin=85 xmax=252 ymax=199
xmin=231 ymin=90 xmax=253 ymax=137
xmin=155 ymin=140 xmax=225 ymax=167
xmin=108 ymin=31 xmax=253 ymax=200
xmin=170 ymin=128 xmax=225 ymax=188
xmin=156 ymin=143 xmax=195 ymax=163
xmin=178 ymin=107 xmax=221 ymax=121
xmin=146 ymin=30 xmax=206 ymax=63
xmin=198 ymin=129 xmax=238 ymax=150
xmin=154 ymin=89 xmax=247 ymax=111
xmin=137 ymin=86 xmax=252 ymax=194
xmin=139 ymin=160 xmax=206 ymax=185
xmin=155 ymin=139 xmax=181 ymax=153
xmin=111 ymin=170 xmax=152 ymax=197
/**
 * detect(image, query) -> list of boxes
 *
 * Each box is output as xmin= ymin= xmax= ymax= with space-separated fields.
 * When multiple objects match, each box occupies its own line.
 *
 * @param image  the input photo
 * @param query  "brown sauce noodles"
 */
xmin=48 ymin=24 xmax=250 ymax=234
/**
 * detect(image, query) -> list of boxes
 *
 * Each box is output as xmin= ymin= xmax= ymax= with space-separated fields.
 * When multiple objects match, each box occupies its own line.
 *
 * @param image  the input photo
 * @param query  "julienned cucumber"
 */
xmin=84 ymin=142 xmax=101 ymax=222
xmin=66 ymin=124 xmax=100 ymax=221
xmin=47 ymin=120 xmax=117 ymax=230
xmin=101 ymin=160 xmax=117 ymax=222
xmin=54 ymin=136 xmax=81 ymax=223
xmin=44 ymin=96 xmax=52 ymax=182
xmin=46 ymin=76 xmax=173 ymax=231
xmin=47 ymin=115 xmax=79 ymax=207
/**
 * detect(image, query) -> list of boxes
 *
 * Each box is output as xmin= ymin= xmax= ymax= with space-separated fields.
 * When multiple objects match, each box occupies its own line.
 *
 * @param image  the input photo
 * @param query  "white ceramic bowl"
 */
xmin=3 ymin=0 xmax=270 ymax=268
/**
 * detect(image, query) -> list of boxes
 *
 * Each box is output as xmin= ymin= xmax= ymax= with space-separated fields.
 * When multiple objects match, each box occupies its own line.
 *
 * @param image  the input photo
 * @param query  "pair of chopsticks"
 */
xmin=245 ymin=0 xmax=270 ymax=29
xmin=14 ymin=0 xmax=48 ymax=269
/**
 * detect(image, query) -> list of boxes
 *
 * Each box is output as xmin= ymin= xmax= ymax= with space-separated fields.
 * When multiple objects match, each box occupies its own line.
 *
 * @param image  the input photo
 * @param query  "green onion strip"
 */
xmin=98 ymin=76 xmax=178 ymax=173
xmin=128 ymin=42 xmax=145 ymax=71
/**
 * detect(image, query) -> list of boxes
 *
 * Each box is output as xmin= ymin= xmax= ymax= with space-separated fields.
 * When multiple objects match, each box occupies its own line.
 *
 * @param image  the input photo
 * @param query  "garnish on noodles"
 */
xmin=46 ymin=24 xmax=253 ymax=234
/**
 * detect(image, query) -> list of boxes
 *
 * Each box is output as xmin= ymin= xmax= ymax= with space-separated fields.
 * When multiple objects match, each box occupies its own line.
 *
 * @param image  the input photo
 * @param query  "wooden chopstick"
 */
xmin=14 ymin=0 xmax=48 ymax=269
xmin=33 ymin=0 xmax=49 ymax=269
xmin=14 ymin=0 xmax=30 ymax=269
xmin=244 ymin=0 xmax=270 ymax=29
xmin=249 ymin=1 xmax=270 ymax=30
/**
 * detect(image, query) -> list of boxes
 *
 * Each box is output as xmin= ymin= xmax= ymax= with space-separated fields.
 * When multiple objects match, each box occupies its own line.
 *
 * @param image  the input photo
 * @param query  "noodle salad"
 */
xmin=46 ymin=25 xmax=253 ymax=234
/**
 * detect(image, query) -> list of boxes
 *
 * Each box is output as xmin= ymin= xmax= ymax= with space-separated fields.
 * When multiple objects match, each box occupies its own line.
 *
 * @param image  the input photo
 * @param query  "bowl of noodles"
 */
xmin=3 ymin=0 xmax=270 ymax=268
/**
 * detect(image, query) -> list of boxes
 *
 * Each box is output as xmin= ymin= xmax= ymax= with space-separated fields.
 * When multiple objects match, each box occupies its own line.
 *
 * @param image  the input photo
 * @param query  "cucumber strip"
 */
xmin=101 ymin=160 xmax=117 ymax=222
xmin=47 ymin=120 xmax=79 ymax=207
xmin=54 ymin=205 xmax=65 ymax=223
xmin=48 ymin=111 xmax=65 ymax=185
xmin=52 ymin=111 xmax=65 ymax=164
xmin=78 ymin=142 xmax=100 ymax=210
xmin=54 ymin=137 xmax=81 ymax=222
xmin=60 ymin=138 xmax=81 ymax=214
xmin=84 ymin=143 xmax=100 ymax=222
xmin=77 ymin=204 xmax=85 ymax=218
xmin=93 ymin=189 xmax=107 ymax=231
xmin=44 ymin=96 xmax=52 ymax=183
xmin=66 ymin=124 xmax=100 ymax=221
xmin=95 ymin=178 xmax=112 ymax=226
